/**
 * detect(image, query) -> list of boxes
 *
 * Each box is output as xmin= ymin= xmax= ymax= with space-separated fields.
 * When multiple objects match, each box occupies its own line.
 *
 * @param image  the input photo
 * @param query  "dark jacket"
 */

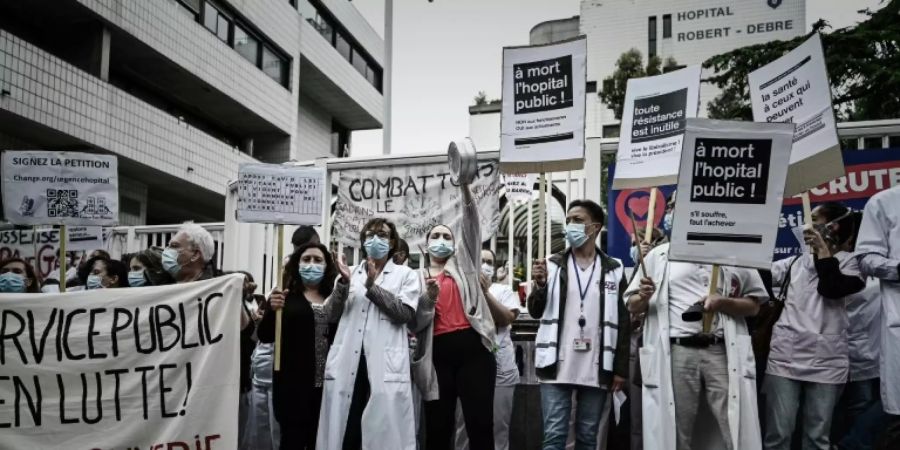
xmin=527 ymin=247 xmax=630 ymax=386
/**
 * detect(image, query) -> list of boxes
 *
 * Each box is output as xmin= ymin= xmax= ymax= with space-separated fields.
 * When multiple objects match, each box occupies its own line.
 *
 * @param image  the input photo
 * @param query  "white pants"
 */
xmin=454 ymin=384 xmax=516 ymax=450
xmin=240 ymin=383 xmax=280 ymax=450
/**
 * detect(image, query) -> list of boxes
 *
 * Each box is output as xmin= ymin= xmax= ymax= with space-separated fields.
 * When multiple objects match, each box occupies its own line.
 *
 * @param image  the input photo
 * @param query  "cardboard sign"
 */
xmin=749 ymin=33 xmax=844 ymax=195
xmin=1 ymin=151 xmax=119 ymax=226
xmin=668 ymin=119 xmax=794 ymax=269
xmin=612 ymin=66 xmax=702 ymax=189
xmin=500 ymin=37 xmax=587 ymax=172
xmin=236 ymin=164 xmax=324 ymax=225
xmin=332 ymin=161 xmax=501 ymax=248
xmin=502 ymin=173 xmax=537 ymax=205
xmin=0 ymin=228 xmax=86 ymax=280
xmin=0 ymin=275 xmax=242 ymax=449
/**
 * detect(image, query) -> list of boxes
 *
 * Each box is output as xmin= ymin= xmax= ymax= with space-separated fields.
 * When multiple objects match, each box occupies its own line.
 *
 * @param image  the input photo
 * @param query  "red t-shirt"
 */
xmin=433 ymin=273 xmax=471 ymax=336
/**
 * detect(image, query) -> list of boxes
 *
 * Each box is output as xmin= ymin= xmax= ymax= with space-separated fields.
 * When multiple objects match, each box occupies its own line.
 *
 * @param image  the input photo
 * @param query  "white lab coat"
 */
xmin=316 ymin=260 xmax=420 ymax=450
xmin=626 ymin=244 xmax=762 ymax=450
xmin=856 ymin=185 xmax=900 ymax=414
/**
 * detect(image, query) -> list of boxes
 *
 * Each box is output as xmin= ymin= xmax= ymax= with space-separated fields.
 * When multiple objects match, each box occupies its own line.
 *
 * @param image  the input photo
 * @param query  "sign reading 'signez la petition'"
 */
xmin=500 ymin=36 xmax=586 ymax=173
xmin=1 ymin=151 xmax=119 ymax=226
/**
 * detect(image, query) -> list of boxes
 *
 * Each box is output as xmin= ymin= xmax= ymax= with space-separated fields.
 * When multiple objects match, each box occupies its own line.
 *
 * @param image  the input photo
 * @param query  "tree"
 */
xmin=473 ymin=91 xmax=488 ymax=106
xmin=705 ymin=1 xmax=900 ymax=120
xmin=600 ymin=50 xmax=678 ymax=120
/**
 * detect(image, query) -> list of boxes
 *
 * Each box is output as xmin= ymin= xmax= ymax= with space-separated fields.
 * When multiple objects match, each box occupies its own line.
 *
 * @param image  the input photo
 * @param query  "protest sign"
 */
xmin=749 ymin=33 xmax=843 ymax=196
xmin=66 ymin=226 xmax=105 ymax=252
xmin=668 ymin=119 xmax=794 ymax=269
xmin=332 ymin=161 xmax=501 ymax=248
xmin=0 ymin=275 xmax=242 ymax=449
xmin=236 ymin=164 xmax=325 ymax=225
xmin=500 ymin=37 xmax=586 ymax=172
xmin=1 ymin=151 xmax=119 ymax=226
xmin=502 ymin=173 xmax=537 ymax=205
xmin=0 ymin=228 xmax=86 ymax=280
xmin=612 ymin=66 xmax=702 ymax=189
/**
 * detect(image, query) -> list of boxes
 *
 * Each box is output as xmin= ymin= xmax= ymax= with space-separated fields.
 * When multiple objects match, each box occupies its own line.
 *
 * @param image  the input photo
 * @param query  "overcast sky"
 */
xmin=349 ymin=0 xmax=883 ymax=157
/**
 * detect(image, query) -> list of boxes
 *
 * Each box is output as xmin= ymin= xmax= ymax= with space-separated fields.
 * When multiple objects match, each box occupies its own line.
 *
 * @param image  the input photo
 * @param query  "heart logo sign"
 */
xmin=615 ymin=189 xmax=667 ymax=235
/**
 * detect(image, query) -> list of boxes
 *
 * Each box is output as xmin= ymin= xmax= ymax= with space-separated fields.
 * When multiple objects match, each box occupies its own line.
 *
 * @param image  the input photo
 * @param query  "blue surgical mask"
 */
xmin=427 ymin=239 xmax=454 ymax=258
xmin=128 ymin=270 xmax=146 ymax=287
xmin=299 ymin=263 xmax=325 ymax=284
xmin=630 ymin=245 xmax=640 ymax=265
xmin=565 ymin=223 xmax=589 ymax=248
xmin=364 ymin=236 xmax=391 ymax=260
xmin=87 ymin=274 xmax=104 ymax=290
xmin=0 ymin=272 xmax=26 ymax=293
xmin=162 ymin=247 xmax=182 ymax=276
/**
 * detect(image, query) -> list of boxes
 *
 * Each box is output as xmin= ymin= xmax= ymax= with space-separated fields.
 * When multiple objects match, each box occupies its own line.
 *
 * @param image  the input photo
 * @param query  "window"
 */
xmin=173 ymin=0 xmax=200 ymax=19
xmin=863 ymin=137 xmax=883 ymax=149
xmin=602 ymin=124 xmax=621 ymax=138
xmin=331 ymin=120 xmax=350 ymax=157
xmin=204 ymin=2 xmax=231 ymax=43
xmin=663 ymin=14 xmax=672 ymax=39
xmin=889 ymin=135 xmax=900 ymax=148
xmin=841 ymin=138 xmax=859 ymax=150
xmin=586 ymin=81 xmax=597 ymax=93
xmin=262 ymin=46 xmax=285 ymax=85
xmin=648 ymin=16 xmax=657 ymax=59
xmin=351 ymin=50 xmax=368 ymax=78
xmin=234 ymin=25 xmax=259 ymax=65
xmin=335 ymin=32 xmax=352 ymax=61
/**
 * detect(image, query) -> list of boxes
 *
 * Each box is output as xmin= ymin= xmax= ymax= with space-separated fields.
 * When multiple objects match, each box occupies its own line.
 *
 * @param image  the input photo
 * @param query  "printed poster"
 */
xmin=236 ymin=164 xmax=324 ymax=225
xmin=612 ymin=65 xmax=702 ymax=189
xmin=749 ymin=33 xmax=844 ymax=196
xmin=668 ymin=119 xmax=795 ymax=269
xmin=2 ymin=151 xmax=119 ymax=226
xmin=500 ymin=37 xmax=587 ymax=172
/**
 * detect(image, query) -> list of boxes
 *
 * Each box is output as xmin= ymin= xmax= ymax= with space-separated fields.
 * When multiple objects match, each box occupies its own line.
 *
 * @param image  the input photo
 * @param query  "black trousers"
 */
xmin=343 ymin=354 xmax=370 ymax=450
xmin=426 ymin=328 xmax=496 ymax=450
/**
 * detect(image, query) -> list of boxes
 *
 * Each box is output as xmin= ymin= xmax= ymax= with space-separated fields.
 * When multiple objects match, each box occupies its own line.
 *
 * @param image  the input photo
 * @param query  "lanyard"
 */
xmin=571 ymin=253 xmax=597 ymax=331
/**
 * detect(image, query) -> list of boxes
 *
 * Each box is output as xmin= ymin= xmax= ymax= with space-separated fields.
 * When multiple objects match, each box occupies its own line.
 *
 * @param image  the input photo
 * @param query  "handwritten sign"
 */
xmin=236 ymin=164 xmax=324 ymax=225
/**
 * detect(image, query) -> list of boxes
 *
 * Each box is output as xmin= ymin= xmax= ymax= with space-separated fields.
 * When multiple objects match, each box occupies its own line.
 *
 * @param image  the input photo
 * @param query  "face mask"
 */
xmin=427 ymin=239 xmax=454 ymax=258
xmin=663 ymin=212 xmax=674 ymax=235
xmin=0 ymin=272 xmax=26 ymax=293
xmin=299 ymin=263 xmax=325 ymax=284
xmin=565 ymin=223 xmax=589 ymax=248
xmin=630 ymin=245 xmax=640 ymax=264
xmin=128 ymin=270 xmax=146 ymax=287
xmin=481 ymin=263 xmax=495 ymax=278
xmin=162 ymin=248 xmax=182 ymax=276
xmin=87 ymin=274 xmax=105 ymax=290
xmin=364 ymin=236 xmax=391 ymax=260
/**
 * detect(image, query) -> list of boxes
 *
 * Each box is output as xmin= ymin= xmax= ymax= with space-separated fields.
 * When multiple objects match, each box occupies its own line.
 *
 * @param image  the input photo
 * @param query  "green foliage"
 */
xmin=705 ymin=1 xmax=900 ymax=121
xmin=600 ymin=50 xmax=678 ymax=120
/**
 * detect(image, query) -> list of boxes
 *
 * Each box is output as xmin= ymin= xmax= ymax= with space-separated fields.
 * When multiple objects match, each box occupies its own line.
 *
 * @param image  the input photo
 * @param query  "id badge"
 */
xmin=573 ymin=338 xmax=591 ymax=352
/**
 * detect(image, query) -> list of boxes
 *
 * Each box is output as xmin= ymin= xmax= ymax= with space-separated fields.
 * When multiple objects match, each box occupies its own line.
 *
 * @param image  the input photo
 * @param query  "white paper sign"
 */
xmin=332 ymin=161 xmax=501 ymax=248
xmin=749 ymin=33 xmax=843 ymax=196
xmin=668 ymin=119 xmax=795 ymax=269
xmin=612 ymin=66 xmax=702 ymax=189
xmin=236 ymin=164 xmax=325 ymax=225
xmin=66 ymin=226 xmax=105 ymax=252
xmin=2 ymin=151 xmax=119 ymax=226
xmin=0 ymin=275 xmax=242 ymax=449
xmin=0 ymin=228 xmax=86 ymax=280
xmin=502 ymin=173 xmax=536 ymax=205
xmin=501 ymin=37 xmax=587 ymax=172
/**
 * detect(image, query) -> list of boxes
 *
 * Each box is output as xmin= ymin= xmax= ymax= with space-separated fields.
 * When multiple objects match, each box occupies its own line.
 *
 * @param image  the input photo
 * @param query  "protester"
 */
xmin=260 ymin=243 xmax=348 ymax=449
xmin=529 ymin=199 xmax=629 ymax=450
xmin=763 ymin=202 xmax=865 ymax=450
xmin=79 ymin=255 xmax=129 ymax=289
xmin=292 ymin=225 xmax=321 ymax=253
xmin=128 ymin=247 xmax=173 ymax=286
xmin=626 ymin=241 xmax=767 ymax=450
xmin=228 ymin=270 xmax=259 ymax=448
xmin=855 ymin=185 xmax=900 ymax=448
xmin=410 ymin=177 xmax=499 ymax=450
xmin=41 ymin=248 xmax=80 ymax=292
xmin=394 ymin=238 xmax=410 ymax=266
xmin=317 ymin=218 xmax=419 ymax=450
xmin=164 ymin=222 xmax=218 ymax=283
xmin=454 ymin=248 xmax=521 ymax=450
xmin=0 ymin=257 xmax=41 ymax=293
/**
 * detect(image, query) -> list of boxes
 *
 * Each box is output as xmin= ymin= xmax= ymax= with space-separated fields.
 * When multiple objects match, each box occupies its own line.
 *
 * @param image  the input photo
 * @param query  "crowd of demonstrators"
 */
xmin=3 ymin=184 xmax=900 ymax=450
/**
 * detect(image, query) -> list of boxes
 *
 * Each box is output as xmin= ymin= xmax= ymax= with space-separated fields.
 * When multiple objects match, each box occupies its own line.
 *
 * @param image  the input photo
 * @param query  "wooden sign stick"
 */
xmin=702 ymin=264 xmax=721 ymax=334
xmin=274 ymin=224 xmax=285 ymax=372
xmin=643 ymin=188 xmax=659 ymax=244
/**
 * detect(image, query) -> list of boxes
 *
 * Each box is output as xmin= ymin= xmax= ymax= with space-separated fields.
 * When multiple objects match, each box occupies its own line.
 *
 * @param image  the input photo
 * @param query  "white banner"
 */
xmin=612 ymin=66 xmax=702 ymax=189
xmin=0 ymin=229 xmax=87 ymax=280
xmin=749 ymin=33 xmax=843 ymax=196
xmin=332 ymin=161 xmax=501 ymax=248
xmin=1 ymin=151 xmax=119 ymax=226
xmin=0 ymin=275 xmax=242 ymax=449
xmin=668 ymin=119 xmax=795 ymax=269
xmin=500 ymin=37 xmax=587 ymax=172
xmin=502 ymin=173 xmax=536 ymax=205
xmin=236 ymin=164 xmax=325 ymax=225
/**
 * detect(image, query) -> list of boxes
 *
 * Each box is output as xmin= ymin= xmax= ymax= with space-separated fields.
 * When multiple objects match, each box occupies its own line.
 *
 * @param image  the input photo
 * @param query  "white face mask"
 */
xmin=481 ymin=263 xmax=495 ymax=279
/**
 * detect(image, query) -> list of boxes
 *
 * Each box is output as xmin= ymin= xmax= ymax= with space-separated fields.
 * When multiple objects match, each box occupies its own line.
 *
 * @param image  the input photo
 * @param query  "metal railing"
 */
xmin=106 ymin=223 xmax=226 ymax=269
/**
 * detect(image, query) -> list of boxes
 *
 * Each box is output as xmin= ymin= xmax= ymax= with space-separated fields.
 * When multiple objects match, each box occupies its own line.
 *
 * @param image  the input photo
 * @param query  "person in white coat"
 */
xmin=626 ymin=243 xmax=767 ymax=450
xmin=316 ymin=218 xmax=420 ymax=450
xmin=855 ymin=185 xmax=900 ymax=447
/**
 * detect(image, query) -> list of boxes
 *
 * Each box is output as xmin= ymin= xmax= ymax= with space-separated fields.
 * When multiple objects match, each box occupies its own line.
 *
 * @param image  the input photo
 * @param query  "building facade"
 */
xmin=0 ymin=0 xmax=383 ymax=224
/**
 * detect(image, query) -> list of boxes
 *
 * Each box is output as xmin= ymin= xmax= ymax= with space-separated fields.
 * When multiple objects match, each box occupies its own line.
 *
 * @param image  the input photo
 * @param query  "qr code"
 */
xmin=47 ymin=189 xmax=80 ymax=218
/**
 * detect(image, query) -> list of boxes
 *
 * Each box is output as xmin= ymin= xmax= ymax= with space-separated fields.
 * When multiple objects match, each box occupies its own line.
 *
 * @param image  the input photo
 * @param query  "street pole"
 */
xmin=383 ymin=0 xmax=393 ymax=155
